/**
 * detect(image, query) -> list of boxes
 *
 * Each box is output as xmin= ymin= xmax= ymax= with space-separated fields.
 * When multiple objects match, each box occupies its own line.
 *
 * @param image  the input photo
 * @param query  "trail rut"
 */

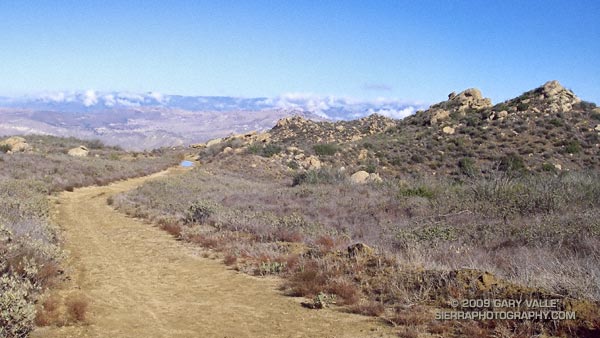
xmin=32 ymin=168 xmax=394 ymax=338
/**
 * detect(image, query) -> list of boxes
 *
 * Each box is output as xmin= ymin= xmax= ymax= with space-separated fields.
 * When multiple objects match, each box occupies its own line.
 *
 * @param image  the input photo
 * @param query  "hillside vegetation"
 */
xmin=116 ymin=81 xmax=600 ymax=337
xmin=0 ymin=135 xmax=181 ymax=337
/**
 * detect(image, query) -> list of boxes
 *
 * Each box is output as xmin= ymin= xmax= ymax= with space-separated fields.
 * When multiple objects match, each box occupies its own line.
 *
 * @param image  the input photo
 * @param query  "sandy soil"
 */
xmin=32 ymin=168 xmax=395 ymax=338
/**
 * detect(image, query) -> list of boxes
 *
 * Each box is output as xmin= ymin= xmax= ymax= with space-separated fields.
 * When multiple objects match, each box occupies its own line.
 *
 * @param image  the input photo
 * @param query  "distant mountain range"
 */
xmin=0 ymin=91 xmax=421 ymax=119
xmin=0 ymin=91 xmax=422 ymax=150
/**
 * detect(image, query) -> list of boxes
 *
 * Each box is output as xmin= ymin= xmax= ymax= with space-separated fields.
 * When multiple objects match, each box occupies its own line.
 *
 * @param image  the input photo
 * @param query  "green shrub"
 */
xmin=0 ymin=144 xmax=12 ymax=153
xmin=247 ymin=144 xmax=261 ymax=155
xmin=292 ymin=168 xmax=345 ymax=186
xmin=398 ymin=186 xmax=435 ymax=199
xmin=185 ymin=200 xmax=217 ymax=224
xmin=541 ymin=163 xmax=556 ymax=173
xmin=499 ymin=153 xmax=526 ymax=173
xmin=517 ymin=102 xmax=530 ymax=111
xmin=0 ymin=276 xmax=36 ymax=338
xmin=247 ymin=144 xmax=282 ymax=157
xmin=364 ymin=163 xmax=377 ymax=174
xmin=564 ymin=140 xmax=582 ymax=154
xmin=458 ymin=157 xmax=477 ymax=177
xmin=313 ymin=143 xmax=338 ymax=156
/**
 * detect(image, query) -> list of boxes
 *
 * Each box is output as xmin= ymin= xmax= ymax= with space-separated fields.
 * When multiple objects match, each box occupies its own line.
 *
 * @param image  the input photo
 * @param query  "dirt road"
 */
xmin=33 ymin=168 xmax=394 ymax=338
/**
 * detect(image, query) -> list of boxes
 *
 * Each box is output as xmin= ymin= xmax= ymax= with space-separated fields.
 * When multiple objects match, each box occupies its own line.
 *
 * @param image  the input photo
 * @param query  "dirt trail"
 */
xmin=33 ymin=168 xmax=394 ymax=338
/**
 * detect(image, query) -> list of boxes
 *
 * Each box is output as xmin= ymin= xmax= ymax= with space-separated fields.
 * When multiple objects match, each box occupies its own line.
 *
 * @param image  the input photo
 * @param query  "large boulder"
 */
xmin=68 ymin=146 xmax=89 ymax=157
xmin=539 ymin=80 xmax=581 ymax=113
xmin=0 ymin=136 xmax=32 ymax=153
xmin=422 ymin=88 xmax=492 ymax=125
xmin=349 ymin=171 xmax=382 ymax=184
xmin=300 ymin=155 xmax=321 ymax=170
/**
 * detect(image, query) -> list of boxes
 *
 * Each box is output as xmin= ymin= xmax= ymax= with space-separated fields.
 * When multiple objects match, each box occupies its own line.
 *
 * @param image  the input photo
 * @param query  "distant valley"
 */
xmin=0 ymin=92 xmax=420 ymax=150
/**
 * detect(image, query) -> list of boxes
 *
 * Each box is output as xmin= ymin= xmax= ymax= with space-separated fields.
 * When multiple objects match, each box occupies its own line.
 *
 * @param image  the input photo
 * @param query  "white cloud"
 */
xmin=270 ymin=93 xmax=422 ymax=120
xmin=147 ymin=91 xmax=167 ymax=103
xmin=82 ymin=90 xmax=98 ymax=107
xmin=103 ymin=94 xmax=116 ymax=107
xmin=368 ymin=106 xmax=416 ymax=119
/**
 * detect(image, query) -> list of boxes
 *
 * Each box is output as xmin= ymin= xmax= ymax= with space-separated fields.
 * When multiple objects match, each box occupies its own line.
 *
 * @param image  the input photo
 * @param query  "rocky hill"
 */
xmin=197 ymin=80 xmax=600 ymax=178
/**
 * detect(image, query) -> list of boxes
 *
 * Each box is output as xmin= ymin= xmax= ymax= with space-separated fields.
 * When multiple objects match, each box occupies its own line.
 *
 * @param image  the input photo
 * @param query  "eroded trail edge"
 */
xmin=33 ymin=168 xmax=392 ymax=338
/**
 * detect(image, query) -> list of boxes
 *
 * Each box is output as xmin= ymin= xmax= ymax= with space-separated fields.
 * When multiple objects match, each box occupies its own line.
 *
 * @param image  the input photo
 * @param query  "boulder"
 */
xmin=350 ymin=171 xmax=370 ymax=184
xmin=68 ymin=146 xmax=89 ymax=157
xmin=538 ymin=80 xmax=581 ymax=113
xmin=0 ymin=136 xmax=32 ymax=153
xmin=595 ymin=124 xmax=600 ymax=132
xmin=430 ymin=109 xmax=450 ymax=124
xmin=368 ymin=173 xmax=383 ymax=183
xmin=358 ymin=149 xmax=368 ymax=161
xmin=300 ymin=155 xmax=321 ymax=170
xmin=206 ymin=138 xmax=223 ymax=147
xmin=442 ymin=126 xmax=455 ymax=135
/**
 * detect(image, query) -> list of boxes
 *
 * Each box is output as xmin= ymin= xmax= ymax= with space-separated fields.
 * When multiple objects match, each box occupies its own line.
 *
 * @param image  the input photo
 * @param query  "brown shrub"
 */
xmin=349 ymin=301 xmax=385 ymax=317
xmin=223 ymin=254 xmax=237 ymax=266
xmin=187 ymin=234 xmax=221 ymax=249
xmin=65 ymin=294 xmax=89 ymax=322
xmin=284 ymin=254 xmax=301 ymax=271
xmin=326 ymin=279 xmax=360 ymax=305
xmin=315 ymin=235 xmax=336 ymax=252
xmin=396 ymin=327 xmax=419 ymax=338
xmin=285 ymin=262 xmax=326 ymax=297
xmin=274 ymin=229 xmax=303 ymax=243
xmin=34 ymin=296 xmax=61 ymax=326
xmin=391 ymin=306 xmax=431 ymax=326
xmin=160 ymin=223 xmax=182 ymax=238
xmin=36 ymin=261 xmax=61 ymax=287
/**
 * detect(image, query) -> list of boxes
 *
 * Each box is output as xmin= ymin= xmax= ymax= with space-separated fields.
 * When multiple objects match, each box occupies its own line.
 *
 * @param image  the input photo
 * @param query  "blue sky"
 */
xmin=0 ymin=1 xmax=598 ymax=104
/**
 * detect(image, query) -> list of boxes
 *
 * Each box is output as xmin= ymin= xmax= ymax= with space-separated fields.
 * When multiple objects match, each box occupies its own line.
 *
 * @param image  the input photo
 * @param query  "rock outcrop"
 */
xmin=0 ymin=136 xmax=32 ymax=153
xmin=68 ymin=146 xmax=89 ymax=157
xmin=349 ymin=171 xmax=382 ymax=184
xmin=493 ymin=80 xmax=581 ymax=116
xmin=422 ymin=88 xmax=492 ymax=125
xmin=269 ymin=114 xmax=397 ymax=145
xmin=191 ymin=131 xmax=271 ymax=149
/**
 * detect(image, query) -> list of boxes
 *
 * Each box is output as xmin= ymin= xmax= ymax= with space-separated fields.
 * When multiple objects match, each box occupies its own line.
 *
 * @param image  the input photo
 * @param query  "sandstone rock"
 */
xmin=335 ymin=125 xmax=345 ymax=132
xmin=595 ymin=124 xmax=600 ymax=132
xmin=222 ymin=146 xmax=233 ymax=154
xmin=368 ymin=173 xmax=383 ymax=183
xmin=68 ymin=146 xmax=89 ymax=157
xmin=450 ymin=88 xmax=492 ymax=111
xmin=0 ymin=136 xmax=32 ymax=153
xmin=286 ymin=146 xmax=302 ymax=153
xmin=300 ymin=155 xmax=321 ymax=170
xmin=350 ymin=171 xmax=382 ymax=184
xmin=554 ymin=163 xmax=562 ymax=171
xmin=358 ymin=149 xmax=368 ymax=161
xmin=497 ymin=110 xmax=508 ymax=119
xmin=190 ymin=143 xmax=207 ymax=149
xmin=442 ymin=126 xmax=455 ymax=135
xmin=430 ymin=109 xmax=450 ymax=124
xmin=538 ymin=80 xmax=581 ymax=113
xmin=206 ymin=138 xmax=223 ymax=147
xmin=350 ymin=171 xmax=370 ymax=184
